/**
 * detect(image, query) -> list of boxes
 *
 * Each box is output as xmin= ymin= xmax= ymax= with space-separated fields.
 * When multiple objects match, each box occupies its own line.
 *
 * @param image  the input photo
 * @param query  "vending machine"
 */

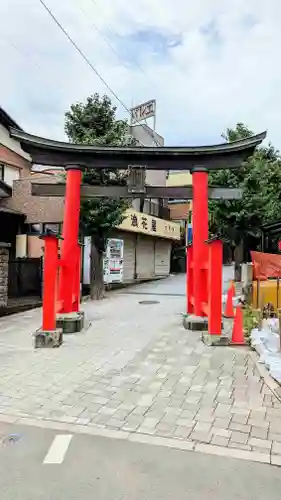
xmin=103 ymin=238 xmax=124 ymax=284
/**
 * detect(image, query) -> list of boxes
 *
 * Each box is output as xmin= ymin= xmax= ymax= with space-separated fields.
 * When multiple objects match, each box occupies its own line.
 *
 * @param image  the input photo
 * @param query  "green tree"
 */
xmin=209 ymin=123 xmax=281 ymax=279
xmin=65 ymin=94 xmax=136 ymax=299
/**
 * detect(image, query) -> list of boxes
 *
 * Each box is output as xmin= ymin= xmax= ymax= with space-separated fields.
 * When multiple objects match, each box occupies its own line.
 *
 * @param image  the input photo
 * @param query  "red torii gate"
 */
xmin=10 ymin=128 xmax=266 ymax=346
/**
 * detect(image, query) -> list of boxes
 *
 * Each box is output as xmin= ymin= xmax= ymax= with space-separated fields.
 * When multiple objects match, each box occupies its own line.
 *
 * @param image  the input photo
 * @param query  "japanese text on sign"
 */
xmin=130 ymin=213 xmax=158 ymax=233
xmin=123 ymin=209 xmax=180 ymax=240
xmin=131 ymin=214 xmax=138 ymax=227
xmin=141 ymin=216 xmax=148 ymax=230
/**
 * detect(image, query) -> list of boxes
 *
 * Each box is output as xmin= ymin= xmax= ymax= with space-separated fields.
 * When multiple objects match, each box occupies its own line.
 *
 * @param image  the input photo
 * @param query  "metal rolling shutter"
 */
xmin=121 ymin=232 xmax=136 ymax=283
xmin=136 ymin=235 xmax=155 ymax=279
xmin=155 ymin=239 xmax=171 ymax=276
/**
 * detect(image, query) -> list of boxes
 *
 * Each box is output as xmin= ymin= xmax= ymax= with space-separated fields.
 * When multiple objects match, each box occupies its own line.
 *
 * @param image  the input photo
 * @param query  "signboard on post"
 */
xmin=130 ymin=99 xmax=156 ymax=125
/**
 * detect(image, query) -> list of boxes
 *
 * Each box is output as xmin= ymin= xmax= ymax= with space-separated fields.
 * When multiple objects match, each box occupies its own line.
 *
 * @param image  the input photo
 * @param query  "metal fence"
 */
xmin=8 ymin=258 xmax=42 ymax=298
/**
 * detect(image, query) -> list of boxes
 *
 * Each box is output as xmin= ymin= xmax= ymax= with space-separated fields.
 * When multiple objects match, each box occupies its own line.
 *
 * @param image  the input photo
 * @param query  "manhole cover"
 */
xmin=138 ymin=300 xmax=160 ymax=305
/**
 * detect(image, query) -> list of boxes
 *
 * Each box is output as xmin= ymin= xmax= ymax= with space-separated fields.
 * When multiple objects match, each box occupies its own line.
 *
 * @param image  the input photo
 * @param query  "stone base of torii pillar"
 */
xmin=182 ymin=314 xmax=228 ymax=346
xmin=182 ymin=314 xmax=208 ymax=332
xmin=56 ymin=311 xmax=85 ymax=334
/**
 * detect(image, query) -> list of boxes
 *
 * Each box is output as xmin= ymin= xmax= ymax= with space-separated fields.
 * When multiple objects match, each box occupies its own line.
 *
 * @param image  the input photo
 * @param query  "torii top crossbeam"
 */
xmin=10 ymin=128 xmax=266 ymax=170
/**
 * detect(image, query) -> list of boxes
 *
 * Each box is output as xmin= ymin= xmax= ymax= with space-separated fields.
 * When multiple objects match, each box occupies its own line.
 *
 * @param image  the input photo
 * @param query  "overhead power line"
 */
xmin=87 ymin=0 xmax=150 ymax=81
xmin=38 ymin=0 xmax=161 ymax=146
xmin=74 ymin=0 xmax=133 ymax=71
xmin=86 ymin=0 xmax=179 ymax=147
xmin=76 ymin=0 xmax=162 ymax=148
xmin=86 ymin=0 xmax=181 ymax=148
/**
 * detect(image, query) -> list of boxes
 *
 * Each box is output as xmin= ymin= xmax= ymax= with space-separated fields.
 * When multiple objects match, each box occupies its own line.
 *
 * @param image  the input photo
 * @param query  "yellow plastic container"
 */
xmin=252 ymin=279 xmax=281 ymax=310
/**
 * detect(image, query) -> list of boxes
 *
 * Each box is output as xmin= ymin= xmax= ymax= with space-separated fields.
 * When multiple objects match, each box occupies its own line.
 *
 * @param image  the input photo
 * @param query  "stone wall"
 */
xmin=0 ymin=243 xmax=10 ymax=308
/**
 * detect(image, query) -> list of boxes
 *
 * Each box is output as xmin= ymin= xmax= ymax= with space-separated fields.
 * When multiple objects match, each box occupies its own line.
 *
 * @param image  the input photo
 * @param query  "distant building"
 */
xmin=166 ymin=171 xmax=192 ymax=233
xmin=0 ymin=107 xmax=32 ymax=255
xmin=129 ymin=124 xmax=168 ymax=218
xmin=166 ymin=171 xmax=192 ymax=187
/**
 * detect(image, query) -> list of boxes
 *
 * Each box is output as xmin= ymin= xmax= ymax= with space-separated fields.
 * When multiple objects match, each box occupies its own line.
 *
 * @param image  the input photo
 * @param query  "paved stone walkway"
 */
xmin=0 ymin=273 xmax=281 ymax=465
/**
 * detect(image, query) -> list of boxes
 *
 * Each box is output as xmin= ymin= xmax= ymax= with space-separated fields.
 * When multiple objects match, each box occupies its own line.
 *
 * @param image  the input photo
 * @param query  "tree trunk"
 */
xmin=234 ymin=240 xmax=244 ymax=281
xmin=90 ymin=237 xmax=105 ymax=300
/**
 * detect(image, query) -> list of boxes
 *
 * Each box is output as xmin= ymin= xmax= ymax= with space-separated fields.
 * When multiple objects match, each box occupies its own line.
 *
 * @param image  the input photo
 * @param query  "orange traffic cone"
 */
xmin=231 ymin=307 xmax=245 ymax=345
xmin=224 ymin=283 xmax=235 ymax=318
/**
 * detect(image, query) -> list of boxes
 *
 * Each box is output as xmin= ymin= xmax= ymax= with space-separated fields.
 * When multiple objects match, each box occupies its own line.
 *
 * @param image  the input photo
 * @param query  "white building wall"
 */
xmin=130 ymin=124 xmax=164 ymax=147
xmin=3 ymin=164 xmax=20 ymax=186
xmin=0 ymin=124 xmax=31 ymax=161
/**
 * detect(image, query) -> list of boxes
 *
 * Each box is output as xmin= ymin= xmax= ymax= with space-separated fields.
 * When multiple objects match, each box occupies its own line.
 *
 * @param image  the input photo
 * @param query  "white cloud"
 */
xmin=0 ymin=0 xmax=280 ymax=149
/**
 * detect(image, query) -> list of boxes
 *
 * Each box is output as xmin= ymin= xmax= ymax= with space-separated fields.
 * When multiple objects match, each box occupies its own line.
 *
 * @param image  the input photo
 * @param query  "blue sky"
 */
xmin=0 ymin=0 xmax=279 ymax=148
xmin=115 ymin=29 xmax=183 ymax=66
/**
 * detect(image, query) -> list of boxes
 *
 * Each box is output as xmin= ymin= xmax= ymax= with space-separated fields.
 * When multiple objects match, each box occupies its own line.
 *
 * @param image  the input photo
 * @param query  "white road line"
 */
xmin=43 ymin=434 xmax=73 ymax=464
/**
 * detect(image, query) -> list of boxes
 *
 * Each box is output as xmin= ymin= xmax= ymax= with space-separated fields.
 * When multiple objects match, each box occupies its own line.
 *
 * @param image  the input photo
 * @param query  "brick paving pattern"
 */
xmin=0 ymin=274 xmax=281 ymax=464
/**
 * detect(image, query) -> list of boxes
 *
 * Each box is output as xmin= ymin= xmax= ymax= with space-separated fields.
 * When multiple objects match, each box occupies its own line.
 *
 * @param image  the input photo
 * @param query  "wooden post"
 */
xmin=257 ymin=279 xmax=260 ymax=309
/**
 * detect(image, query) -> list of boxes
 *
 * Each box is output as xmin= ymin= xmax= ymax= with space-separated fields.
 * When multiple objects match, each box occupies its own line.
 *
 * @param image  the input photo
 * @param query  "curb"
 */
xmin=0 ymin=413 xmax=274 ymax=467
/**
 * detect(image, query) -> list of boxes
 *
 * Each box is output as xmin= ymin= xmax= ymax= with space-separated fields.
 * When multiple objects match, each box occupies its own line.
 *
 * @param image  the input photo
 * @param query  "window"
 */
xmin=23 ymin=223 xmax=62 ymax=235
xmin=0 ymin=163 xmax=20 ymax=186
xmin=149 ymin=200 xmax=159 ymax=217
xmin=43 ymin=223 xmax=62 ymax=234
xmin=24 ymin=223 xmax=41 ymax=234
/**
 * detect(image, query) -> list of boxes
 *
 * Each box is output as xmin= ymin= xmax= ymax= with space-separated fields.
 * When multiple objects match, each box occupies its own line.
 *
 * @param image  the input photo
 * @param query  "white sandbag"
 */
xmin=264 ymin=333 xmax=280 ymax=353
xmin=264 ymin=353 xmax=281 ymax=369
xmin=251 ymin=322 xmax=281 ymax=381
xmin=266 ymin=317 xmax=279 ymax=334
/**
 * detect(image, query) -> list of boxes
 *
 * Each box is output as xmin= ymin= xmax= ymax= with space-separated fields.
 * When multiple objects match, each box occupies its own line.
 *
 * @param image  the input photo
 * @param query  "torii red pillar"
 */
xmin=41 ymin=233 xmax=59 ymax=331
xmin=191 ymin=167 xmax=209 ymax=316
xmin=59 ymin=165 xmax=82 ymax=313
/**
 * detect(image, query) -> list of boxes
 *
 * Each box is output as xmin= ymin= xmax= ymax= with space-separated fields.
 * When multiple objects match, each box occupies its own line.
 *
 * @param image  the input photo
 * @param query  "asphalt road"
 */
xmin=0 ymin=421 xmax=280 ymax=500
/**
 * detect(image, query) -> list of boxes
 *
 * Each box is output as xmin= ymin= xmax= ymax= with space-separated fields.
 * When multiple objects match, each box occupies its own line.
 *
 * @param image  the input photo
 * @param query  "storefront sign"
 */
xmin=251 ymin=251 xmax=281 ymax=279
xmin=118 ymin=209 xmax=180 ymax=240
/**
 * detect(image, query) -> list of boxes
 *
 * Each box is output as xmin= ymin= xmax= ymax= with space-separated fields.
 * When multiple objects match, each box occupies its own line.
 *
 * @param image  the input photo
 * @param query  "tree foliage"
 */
xmin=64 ymin=93 xmax=136 ymax=299
xmin=209 ymin=123 xmax=281 ymax=245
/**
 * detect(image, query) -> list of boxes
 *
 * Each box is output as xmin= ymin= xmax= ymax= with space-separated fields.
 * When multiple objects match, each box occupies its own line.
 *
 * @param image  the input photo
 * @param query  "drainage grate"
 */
xmin=138 ymin=300 xmax=160 ymax=305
